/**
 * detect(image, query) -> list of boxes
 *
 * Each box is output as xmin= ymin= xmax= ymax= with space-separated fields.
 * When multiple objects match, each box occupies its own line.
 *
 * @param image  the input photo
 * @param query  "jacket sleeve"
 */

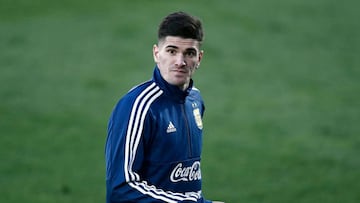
xmin=105 ymin=97 xmax=201 ymax=203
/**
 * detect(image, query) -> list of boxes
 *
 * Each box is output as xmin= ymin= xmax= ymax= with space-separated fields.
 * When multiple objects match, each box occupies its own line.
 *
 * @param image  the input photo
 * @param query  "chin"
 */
xmin=169 ymin=79 xmax=186 ymax=86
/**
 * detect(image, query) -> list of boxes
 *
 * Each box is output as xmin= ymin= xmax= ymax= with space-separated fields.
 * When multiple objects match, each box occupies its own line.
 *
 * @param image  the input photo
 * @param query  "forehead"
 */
xmin=159 ymin=36 xmax=200 ymax=50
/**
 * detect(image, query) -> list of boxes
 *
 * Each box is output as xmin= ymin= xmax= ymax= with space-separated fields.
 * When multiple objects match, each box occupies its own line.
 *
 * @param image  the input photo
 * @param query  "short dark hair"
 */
xmin=158 ymin=11 xmax=204 ymax=44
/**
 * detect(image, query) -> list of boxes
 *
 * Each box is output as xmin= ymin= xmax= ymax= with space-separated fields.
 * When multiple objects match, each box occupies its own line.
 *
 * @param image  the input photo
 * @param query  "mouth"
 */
xmin=172 ymin=69 xmax=188 ymax=74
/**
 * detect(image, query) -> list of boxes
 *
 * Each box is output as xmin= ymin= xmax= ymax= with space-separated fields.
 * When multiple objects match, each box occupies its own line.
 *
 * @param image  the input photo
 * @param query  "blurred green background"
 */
xmin=1 ymin=0 xmax=360 ymax=202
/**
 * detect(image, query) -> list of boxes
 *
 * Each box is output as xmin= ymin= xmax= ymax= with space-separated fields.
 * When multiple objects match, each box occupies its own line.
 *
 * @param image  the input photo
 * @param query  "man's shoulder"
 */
xmin=190 ymin=86 xmax=201 ymax=93
xmin=127 ymin=80 xmax=153 ymax=94
xmin=113 ymin=80 xmax=162 ymax=113
xmin=121 ymin=80 xmax=163 ymax=103
xmin=189 ymin=86 xmax=203 ymax=99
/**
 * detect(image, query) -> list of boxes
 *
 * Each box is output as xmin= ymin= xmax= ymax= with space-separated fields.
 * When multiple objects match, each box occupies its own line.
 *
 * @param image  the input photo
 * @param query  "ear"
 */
xmin=153 ymin=44 xmax=159 ymax=63
xmin=197 ymin=50 xmax=204 ymax=67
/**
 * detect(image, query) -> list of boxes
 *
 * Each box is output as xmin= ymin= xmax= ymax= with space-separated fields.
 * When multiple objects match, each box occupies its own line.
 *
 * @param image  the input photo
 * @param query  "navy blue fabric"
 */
xmin=105 ymin=67 xmax=211 ymax=203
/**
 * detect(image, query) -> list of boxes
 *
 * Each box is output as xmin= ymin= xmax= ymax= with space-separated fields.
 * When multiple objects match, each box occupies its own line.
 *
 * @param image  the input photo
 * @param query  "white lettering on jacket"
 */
xmin=170 ymin=161 xmax=202 ymax=182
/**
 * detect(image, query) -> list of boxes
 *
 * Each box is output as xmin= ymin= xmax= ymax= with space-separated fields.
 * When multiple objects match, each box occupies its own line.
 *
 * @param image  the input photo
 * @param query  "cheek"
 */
xmin=158 ymin=54 xmax=170 ymax=65
xmin=187 ymin=59 xmax=197 ymax=68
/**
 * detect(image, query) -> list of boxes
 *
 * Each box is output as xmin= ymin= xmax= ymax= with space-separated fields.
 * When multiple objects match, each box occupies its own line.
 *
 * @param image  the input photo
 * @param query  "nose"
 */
xmin=175 ymin=55 xmax=186 ymax=67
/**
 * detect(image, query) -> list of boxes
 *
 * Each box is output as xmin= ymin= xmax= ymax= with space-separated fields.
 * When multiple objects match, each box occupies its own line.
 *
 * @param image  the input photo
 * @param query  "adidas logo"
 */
xmin=166 ymin=121 xmax=177 ymax=133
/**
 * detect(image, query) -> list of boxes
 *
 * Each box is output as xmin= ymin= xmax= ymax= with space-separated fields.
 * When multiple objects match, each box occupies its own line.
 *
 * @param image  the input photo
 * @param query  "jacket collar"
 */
xmin=153 ymin=66 xmax=193 ymax=102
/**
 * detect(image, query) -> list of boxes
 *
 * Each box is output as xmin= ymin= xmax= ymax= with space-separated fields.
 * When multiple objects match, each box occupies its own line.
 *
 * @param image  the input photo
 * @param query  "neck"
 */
xmin=178 ymin=83 xmax=189 ymax=91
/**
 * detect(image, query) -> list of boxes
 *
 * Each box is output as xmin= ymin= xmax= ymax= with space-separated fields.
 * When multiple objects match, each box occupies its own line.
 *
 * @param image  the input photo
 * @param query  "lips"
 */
xmin=172 ymin=69 xmax=188 ymax=74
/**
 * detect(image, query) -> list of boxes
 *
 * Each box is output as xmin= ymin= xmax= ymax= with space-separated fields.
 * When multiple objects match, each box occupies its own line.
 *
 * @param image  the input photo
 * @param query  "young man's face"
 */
xmin=153 ymin=36 xmax=203 ymax=90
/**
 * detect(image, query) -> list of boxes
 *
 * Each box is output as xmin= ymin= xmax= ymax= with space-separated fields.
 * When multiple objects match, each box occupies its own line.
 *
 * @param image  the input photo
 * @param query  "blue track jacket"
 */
xmin=106 ymin=67 xmax=212 ymax=203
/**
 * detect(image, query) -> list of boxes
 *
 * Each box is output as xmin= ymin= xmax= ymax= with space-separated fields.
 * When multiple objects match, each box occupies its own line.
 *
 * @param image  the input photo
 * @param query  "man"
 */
xmin=105 ymin=11 xmax=224 ymax=203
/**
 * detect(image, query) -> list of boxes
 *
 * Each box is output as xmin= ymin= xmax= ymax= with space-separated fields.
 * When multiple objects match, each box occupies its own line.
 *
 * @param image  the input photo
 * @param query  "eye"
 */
xmin=167 ymin=49 xmax=177 ymax=55
xmin=185 ymin=51 xmax=196 ymax=57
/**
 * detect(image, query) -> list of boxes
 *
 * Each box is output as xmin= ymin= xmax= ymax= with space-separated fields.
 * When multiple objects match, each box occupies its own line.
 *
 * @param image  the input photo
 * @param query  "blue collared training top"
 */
xmin=105 ymin=66 xmax=211 ymax=203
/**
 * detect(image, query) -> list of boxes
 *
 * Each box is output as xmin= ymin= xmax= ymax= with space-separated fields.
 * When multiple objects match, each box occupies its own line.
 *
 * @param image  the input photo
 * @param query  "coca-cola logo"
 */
xmin=170 ymin=161 xmax=202 ymax=182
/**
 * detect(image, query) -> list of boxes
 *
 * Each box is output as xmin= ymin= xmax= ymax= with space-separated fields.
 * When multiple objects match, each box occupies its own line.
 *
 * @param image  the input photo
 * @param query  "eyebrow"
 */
xmin=165 ymin=45 xmax=179 ymax=49
xmin=165 ymin=45 xmax=197 ymax=52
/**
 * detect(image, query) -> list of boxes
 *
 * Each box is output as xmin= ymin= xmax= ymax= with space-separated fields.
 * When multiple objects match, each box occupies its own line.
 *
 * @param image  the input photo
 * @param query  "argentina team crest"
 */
xmin=193 ymin=108 xmax=203 ymax=130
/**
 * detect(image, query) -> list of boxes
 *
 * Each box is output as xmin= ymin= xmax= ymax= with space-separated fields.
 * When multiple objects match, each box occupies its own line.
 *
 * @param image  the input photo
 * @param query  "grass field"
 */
xmin=1 ymin=0 xmax=360 ymax=202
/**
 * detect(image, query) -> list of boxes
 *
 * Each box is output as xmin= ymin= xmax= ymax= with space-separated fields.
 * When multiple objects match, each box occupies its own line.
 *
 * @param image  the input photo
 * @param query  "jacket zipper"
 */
xmin=181 ymin=103 xmax=192 ymax=157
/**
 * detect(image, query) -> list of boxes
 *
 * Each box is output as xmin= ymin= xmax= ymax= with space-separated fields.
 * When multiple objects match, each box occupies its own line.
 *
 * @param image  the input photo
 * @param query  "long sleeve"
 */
xmin=105 ymin=87 xmax=201 ymax=203
xmin=106 ymin=97 xmax=175 ymax=202
xmin=106 ymin=99 xmax=153 ymax=202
